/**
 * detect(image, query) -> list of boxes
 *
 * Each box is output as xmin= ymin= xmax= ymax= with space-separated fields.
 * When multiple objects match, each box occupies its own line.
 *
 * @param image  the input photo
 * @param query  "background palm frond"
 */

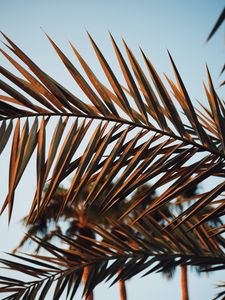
xmin=1 ymin=214 xmax=225 ymax=300
xmin=206 ymin=7 xmax=225 ymax=42
xmin=206 ymin=6 xmax=225 ymax=82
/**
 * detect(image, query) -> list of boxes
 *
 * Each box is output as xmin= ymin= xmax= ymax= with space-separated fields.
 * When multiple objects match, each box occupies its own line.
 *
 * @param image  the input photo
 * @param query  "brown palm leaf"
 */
xmin=0 ymin=32 xmax=225 ymax=231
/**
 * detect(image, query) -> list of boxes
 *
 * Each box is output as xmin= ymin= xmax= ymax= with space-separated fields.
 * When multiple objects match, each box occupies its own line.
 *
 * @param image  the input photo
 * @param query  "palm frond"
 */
xmin=0 ymin=33 xmax=225 ymax=229
xmin=206 ymin=7 xmax=225 ymax=42
xmin=206 ymin=6 xmax=225 ymax=83
xmin=0 ymin=215 xmax=225 ymax=299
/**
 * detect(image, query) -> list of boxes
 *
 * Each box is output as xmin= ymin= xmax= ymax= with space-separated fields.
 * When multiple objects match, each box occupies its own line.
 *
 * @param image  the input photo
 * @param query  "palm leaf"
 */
xmin=0 ymin=216 xmax=225 ymax=299
xmin=0 ymin=33 xmax=225 ymax=230
xmin=206 ymin=7 xmax=225 ymax=42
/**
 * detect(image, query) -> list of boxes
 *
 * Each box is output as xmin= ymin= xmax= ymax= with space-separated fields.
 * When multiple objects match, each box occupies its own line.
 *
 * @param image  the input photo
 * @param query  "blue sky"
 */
xmin=0 ymin=0 xmax=225 ymax=299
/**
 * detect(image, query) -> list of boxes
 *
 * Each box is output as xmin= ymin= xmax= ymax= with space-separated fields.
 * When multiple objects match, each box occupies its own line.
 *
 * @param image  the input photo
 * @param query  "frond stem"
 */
xmin=3 ymin=250 xmax=225 ymax=299
xmin=2 ymin=112 xmax=225 ymax=160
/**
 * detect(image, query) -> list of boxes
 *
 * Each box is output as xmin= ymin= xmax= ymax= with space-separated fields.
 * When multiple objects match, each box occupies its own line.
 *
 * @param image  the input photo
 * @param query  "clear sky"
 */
xmin=0 ymin=1 xmax=225 ymax=299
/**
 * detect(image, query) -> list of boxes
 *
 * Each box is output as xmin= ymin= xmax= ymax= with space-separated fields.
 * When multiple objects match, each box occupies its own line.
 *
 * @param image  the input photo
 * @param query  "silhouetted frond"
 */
xmin=1 ymin=215 xmax=225 ymax=299
xmin=206 ymin=7 xmax=225 ymax=42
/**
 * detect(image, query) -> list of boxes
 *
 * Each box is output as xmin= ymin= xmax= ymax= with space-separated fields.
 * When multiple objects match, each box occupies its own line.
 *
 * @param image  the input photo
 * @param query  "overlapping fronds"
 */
xmin=0 ymin=32 xmax=225 ymax=231
xmin=0 ymin=214 xmax=225 ymax=300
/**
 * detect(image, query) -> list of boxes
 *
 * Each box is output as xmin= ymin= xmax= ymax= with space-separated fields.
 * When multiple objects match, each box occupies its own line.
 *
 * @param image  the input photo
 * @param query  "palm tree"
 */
xmin=14 ymin=186 xmax=96 ymax=300
xmin=14 ymin=183 xmax=129 ymax=300
xmin=130 ymin=184 xmax=223 ymax=300
xmin=159 ymin=184 xmax=223 ymax=300
xmin=177 ymin=184 xmax=223 ymax=299
xmin=0 ymin=23 xmax=225 ymax=298
xmin=1 ymin=202 xmax=225 ymax=299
